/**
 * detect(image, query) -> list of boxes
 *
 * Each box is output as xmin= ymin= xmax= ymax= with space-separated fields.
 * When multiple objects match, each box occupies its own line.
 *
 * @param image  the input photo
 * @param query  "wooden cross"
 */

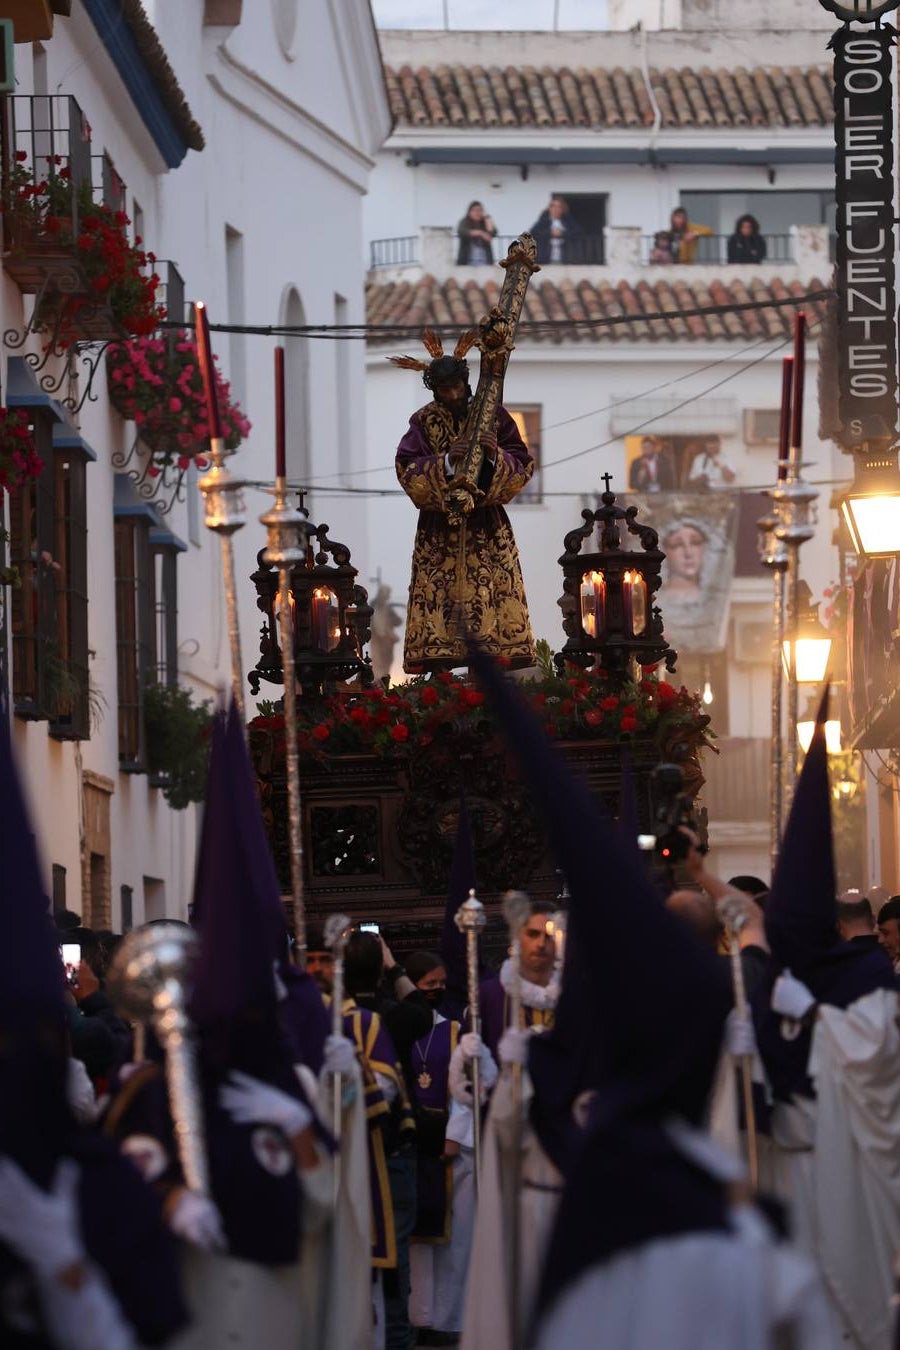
xmin=600 ymin=472 xmax=613 ymax=493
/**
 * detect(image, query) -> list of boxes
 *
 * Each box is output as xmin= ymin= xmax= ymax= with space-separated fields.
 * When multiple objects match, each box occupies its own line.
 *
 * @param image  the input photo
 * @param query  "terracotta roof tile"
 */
xmin=384 ymin=63 xmax=833 ymax=131
xmin=119 ymin=0 xmax=204 ymax=151
xmin=367 ymin=274 xmax=829 ymax=344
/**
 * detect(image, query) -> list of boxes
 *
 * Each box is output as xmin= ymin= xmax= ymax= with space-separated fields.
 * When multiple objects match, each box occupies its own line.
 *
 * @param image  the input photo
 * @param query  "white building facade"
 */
xmin=1 ymin=0 xmax=390 ymax=927
xmin=361 ymin=19 xmax=847 ymax=882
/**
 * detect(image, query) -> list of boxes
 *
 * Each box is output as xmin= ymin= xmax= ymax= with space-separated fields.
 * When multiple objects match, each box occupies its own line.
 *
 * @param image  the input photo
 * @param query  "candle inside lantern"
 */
xmin=194 ymin=301 xmax=224 ymax=443
xmin=311 ymin=586 xmax=339 ymax=651
xmin=274 ymin=589 xmax=295 ymax=639
xmin=624 ymin=568 xmax=648 ymax=636
xmin=275 ymin=346 xmax=286 ymax=481
xmin=580 ymin=569 xmax=606 ymax=638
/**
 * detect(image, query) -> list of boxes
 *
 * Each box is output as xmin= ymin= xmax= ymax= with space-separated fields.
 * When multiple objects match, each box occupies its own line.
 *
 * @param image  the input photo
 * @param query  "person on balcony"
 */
xmin=456 ymin=201 xmax=498 ymax=265
xmin=529 ymin=195 xmax=585 ymax=264
xmin=669 ymin=207 xmax=713 ymax=264
xmin=648 ymin=230 xmax=675 ymax=264
xmin=727 ymin=214 xmax=767 ymax=264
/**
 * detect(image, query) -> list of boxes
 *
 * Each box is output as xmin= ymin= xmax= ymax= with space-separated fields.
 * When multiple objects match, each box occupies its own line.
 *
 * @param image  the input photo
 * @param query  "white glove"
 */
xmin=67 ymin=1057 xmax=98 ymax=1125
xmin=725 ymin=1010 xmax=757 ymax=1059
xmin=220 ymin=1070 xmax=313 ymax=1138
xmin=0 ymin=1158 xmax=84 ymax=1280
xmin=448 ymin=1035 xmax=498 ymax=1106
xmin=169 ymin=1190 xmax=226 ymax=1252
xmin=771 ymin=969 xmax=816 ymax=1021
xmin=498 ymin=1026 xmax=531 ymax=1067
xmin=323 ymin=1034 xmax=359 ymax=1078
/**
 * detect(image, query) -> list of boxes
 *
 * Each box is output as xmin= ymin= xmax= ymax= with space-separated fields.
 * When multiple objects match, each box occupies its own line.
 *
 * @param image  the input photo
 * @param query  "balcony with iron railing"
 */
xmin=1 ymin=95 xmax=163 ymax=345
xmin=368 ymin=224 xmax=834 ymax=282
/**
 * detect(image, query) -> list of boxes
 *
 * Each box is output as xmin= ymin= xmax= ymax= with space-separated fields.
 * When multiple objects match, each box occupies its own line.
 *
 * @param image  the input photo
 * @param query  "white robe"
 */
xmin=535 ymin=1207 xmax=841 ymax=1350
xmin=461 ymin=1070 xmax=563 ymax=1350
xmin=170 ymin=1063 xmax=372 ymax=1350
xmin=804 ymin=988 xmax=900 ymax=1350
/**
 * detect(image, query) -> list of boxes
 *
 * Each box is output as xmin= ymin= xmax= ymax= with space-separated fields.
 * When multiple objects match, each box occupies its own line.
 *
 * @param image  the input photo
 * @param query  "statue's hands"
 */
xmin=480 ymin=429 xmax=498 ymax=458
xmin=447 ymin=440 xmax=468 ymax=468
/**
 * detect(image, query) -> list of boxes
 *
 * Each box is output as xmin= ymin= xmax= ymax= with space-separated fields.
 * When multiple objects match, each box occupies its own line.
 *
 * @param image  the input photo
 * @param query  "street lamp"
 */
xmin=797 ymin=715 xmax=842 ymax=755
xmin=781 ymin=581 xmax=832 ymax=684
xmin=840 ymin=450 xmax=900 ymax=558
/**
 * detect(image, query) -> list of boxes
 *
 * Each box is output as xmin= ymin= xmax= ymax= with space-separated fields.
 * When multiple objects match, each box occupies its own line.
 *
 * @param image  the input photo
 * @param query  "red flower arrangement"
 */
xmin=3 ymin=154 xmax=163 ymax=346
xmin=0 ymin=408 xmax=43 ymax=493
xmin=248 ymin=661 xmax=714 ymax=766
xmin=106 ymin=332 xmax=251 ymax=467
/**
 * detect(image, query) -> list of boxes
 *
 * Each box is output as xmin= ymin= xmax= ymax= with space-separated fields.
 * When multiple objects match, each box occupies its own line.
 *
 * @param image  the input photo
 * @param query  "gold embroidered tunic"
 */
xmin=395 ymin=401 xmax=535 ymax=672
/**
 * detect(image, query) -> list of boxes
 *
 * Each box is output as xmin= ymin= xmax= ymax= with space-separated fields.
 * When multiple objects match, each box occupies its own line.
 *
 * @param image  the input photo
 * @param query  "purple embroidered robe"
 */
xmin=395 ymin=402 xmax=534 ymax=672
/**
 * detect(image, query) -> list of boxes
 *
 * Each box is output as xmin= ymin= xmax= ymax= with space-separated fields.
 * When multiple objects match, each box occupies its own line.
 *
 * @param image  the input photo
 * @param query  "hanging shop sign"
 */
xmin=831 ymin=26 xmax=898 ymax=450
xmin=820 ymin=0 xmax=899 ymax=22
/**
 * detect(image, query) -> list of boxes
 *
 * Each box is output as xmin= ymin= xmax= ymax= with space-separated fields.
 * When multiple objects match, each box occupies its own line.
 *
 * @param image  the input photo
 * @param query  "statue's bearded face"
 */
xmin=434 ymin=379 xmax=470 ymax=423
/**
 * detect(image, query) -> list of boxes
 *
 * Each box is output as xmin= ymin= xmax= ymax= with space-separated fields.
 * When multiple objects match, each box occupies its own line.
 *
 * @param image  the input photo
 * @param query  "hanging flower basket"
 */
xmin=106 ymin=331 xmax=251 ymax=469
xmin=0 ymin=407 xmax=43 ymax=493
xmin=2 ymin=155 xmax=163 ymax=345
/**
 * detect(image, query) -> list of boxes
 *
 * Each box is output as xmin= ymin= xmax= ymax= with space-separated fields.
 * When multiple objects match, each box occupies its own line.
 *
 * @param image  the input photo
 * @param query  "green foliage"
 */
xmin=144 ymin=681 xmax=214 ymax=810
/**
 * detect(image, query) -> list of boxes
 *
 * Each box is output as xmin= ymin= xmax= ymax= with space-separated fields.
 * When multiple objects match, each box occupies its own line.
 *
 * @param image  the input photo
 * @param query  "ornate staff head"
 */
xmin=324 ymin=913 xmax=353 ymax=958
xmin=108 ymin=923 xmax=210 ymax=1196
xmin=454 ymin=887 xmax=486 ymax=937
xmin=388 ymin=327 xmax=478 ymax=392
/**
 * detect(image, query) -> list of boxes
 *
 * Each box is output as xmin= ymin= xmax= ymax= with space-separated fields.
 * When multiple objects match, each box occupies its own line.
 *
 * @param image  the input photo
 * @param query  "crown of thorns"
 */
xmin=388 ymin=327 xmax=478 ymax=389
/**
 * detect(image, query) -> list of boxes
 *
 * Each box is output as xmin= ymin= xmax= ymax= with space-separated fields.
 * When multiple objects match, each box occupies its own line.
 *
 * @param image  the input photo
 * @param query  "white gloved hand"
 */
xmin=323 ymin=1034 xmax=359 ymax=1078
xmin=67 ymin=1057 xmax=98 ymax=1125
xmin=220 ymin=1070 xmax=313 ymax=1137
xmin=448 ymin=1036 xmax=498 ymax=1105
xmin=498 ymin=1026 xmax=531 ymax=1067
xmin=0 ymin=1158 xmax=84 ymax=1280
xmin=724 ymin=1010 xmax=757 ymax=1059
xmin=771 ymin=969 xmax=816 ymax=1021
xmin=169 ymin=1190 xmax=227 ymax=1252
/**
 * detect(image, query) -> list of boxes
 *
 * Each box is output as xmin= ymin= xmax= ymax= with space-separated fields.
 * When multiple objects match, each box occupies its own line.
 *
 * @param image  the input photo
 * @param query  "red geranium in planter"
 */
xmin=0 ymin=408 xmax=43 ymax=493
xmin=106 ymin=331 xmax=251 ymax=468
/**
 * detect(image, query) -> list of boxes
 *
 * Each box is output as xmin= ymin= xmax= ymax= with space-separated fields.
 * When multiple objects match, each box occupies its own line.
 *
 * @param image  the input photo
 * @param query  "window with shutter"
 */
xmin=113 ymin=478 xmax=158 ymax=771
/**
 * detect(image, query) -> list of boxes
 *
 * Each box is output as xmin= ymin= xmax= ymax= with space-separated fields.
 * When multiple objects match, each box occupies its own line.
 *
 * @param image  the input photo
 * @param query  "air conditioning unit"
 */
xmin=733 ymin=618 xmax=772 ymax=665
xmin=743 ymin=408 xmax=781 ymax=446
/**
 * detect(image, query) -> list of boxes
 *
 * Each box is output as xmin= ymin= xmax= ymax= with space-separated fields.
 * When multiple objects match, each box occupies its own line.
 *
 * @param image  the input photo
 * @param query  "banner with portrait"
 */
xmin=624 ymin=491 xmax=739 ymax=653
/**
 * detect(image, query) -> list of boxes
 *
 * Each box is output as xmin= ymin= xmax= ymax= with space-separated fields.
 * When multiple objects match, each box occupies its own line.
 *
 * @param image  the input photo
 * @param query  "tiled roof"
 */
xmin=366 ymin=274 xmax=830 ymax=343
xmin=384 ymin=64 xmax=832 ymax=130
xmin=120 ymin=0 xmax=205 ymax=152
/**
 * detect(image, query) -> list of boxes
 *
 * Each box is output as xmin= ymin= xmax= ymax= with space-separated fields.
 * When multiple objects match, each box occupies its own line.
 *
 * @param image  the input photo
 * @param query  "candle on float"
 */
xmin=194 ymin=301 xmax=223 ymax=443
xmin=778 ymin=355 xmax=793 ymax=483
xmin=275 ymin=346 xmax=286 ymax=481
xmin=623 ymin=569 xmax=634 ymax=633
xmin=312 ymin=587 xmax=330 ymax=650
xmin=580 ymin=570 xmax=605 ymax=639
xmin=790 ymin=311 xmax=805 ymax=461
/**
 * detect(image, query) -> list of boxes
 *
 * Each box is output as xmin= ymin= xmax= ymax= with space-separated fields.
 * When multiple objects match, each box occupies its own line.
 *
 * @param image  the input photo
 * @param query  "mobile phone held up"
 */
xmin=60 ymin=943 xmax=81 ymax=987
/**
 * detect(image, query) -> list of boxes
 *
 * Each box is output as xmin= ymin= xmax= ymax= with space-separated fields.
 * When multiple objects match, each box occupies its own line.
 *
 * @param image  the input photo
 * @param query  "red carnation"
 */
xmin=459 ymin=689 xmax=484 ymax=708
xmin=620 ymin=714 xmax=638 ymax=733
xmin=657 ymin=682 xmax=677 ymax=707
xmin=349 ymin=706 xmax=371 ymax=725
xmin=311 ymin=724 xmax=330 ymax=741
xmin=420 ymin=685 xmax=440 ymax=706
xmin=600 ymin=695 xmax=619 ymax=711
xmin=389 ymin=723 xmax=410 ymax=742
xmin=584 ymin=708 xmax=604 ymax=727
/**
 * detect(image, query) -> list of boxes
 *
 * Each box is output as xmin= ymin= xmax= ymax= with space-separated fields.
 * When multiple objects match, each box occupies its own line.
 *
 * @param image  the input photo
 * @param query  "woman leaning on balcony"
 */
xmin=456 ymin=201 xmax=498 ymax=265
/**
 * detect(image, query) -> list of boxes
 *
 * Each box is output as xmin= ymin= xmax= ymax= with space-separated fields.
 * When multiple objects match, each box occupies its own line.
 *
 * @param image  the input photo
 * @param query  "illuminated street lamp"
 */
xmin=780 ymin=581 xmax=832 ymax=684
xmin=840 ymin=451 xmax=900 ymax=558
xmin=797 ymin=715 xmax=842 ymax=755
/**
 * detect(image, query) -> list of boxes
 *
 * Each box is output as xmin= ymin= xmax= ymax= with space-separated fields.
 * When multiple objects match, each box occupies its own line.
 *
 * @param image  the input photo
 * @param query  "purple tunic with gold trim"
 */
xmin=395 ymin=402 xmax=534 ymax=672
xmin=410 ymin=1018 xmax=460 ymax=1242
xmin=342 ymin=999 xmax=415 ymax=1269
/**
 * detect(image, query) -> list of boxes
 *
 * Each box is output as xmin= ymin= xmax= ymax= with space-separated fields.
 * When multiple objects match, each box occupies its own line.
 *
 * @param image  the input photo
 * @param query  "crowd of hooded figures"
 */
xmin=2 ymin=650 xmax=900 ymax=1350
